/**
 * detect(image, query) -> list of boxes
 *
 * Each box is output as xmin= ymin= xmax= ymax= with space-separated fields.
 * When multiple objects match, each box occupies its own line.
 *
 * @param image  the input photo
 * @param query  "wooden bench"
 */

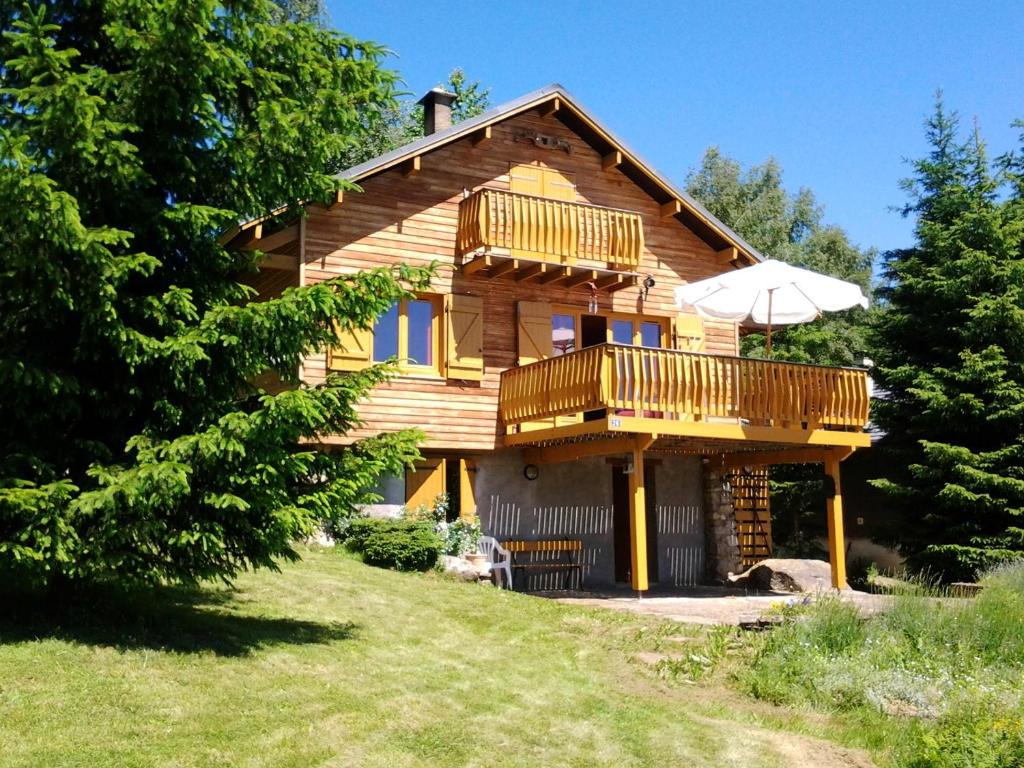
xmin=500 ymin=539 xmax=583 ymax=591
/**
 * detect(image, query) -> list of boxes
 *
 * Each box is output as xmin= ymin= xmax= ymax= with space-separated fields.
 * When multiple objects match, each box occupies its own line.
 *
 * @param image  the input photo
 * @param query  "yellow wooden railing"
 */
xmin=456 ymin=188 xmax=644 ymax=270
xmin=499 ymin=343 xmax=870 ymax=432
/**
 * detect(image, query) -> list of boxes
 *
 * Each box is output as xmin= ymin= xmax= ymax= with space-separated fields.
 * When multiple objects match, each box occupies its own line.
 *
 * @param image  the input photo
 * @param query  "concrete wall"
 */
xmin=476 ymin=449 xmax=704 ymax=588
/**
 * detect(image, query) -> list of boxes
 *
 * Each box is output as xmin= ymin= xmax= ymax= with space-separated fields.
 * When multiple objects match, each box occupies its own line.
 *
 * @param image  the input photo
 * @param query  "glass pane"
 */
xmin=612 ymin=319 xmax=634 ymax=345
xmin=640 ymin=322 xmax=662 ymax=348
xmin=551 ymin=313 xmax=576 ymax=356
xmin=373 ymin=303 xmax=399 ymax=361
xmin=406 ymin=299 xmax=434 ymax=366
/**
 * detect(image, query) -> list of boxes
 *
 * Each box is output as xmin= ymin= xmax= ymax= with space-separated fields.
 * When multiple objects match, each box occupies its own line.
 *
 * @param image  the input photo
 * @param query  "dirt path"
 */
xmin=693 ymin=714 xmax=876 ymax=767
xmin=553 ymin=588 xmax=889 ymax=625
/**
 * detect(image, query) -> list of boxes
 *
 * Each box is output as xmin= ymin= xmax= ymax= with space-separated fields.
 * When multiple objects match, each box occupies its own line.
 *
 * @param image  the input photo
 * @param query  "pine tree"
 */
xmin=0 ymin=2 xmax=430 ymax=590
xmin=870 ymin=99 xmax=1024 ymax=580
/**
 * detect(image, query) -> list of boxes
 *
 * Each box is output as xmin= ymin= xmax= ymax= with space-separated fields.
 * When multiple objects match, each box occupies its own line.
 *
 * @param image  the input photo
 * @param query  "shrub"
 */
xmin=361 ymin=524 xmax=443 ymax=572
xmin=343 ymin=518 xmax=443 ymax=572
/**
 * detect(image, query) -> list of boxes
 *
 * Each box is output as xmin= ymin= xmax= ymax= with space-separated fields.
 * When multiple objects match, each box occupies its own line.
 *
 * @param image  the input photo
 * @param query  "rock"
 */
xmin=728 ymin=558 xmax=834 ymax=593
xmin=948 ymin=582 xmax=984 ymax=597
xmin=442 ymin=555 xmax=480 ymax=582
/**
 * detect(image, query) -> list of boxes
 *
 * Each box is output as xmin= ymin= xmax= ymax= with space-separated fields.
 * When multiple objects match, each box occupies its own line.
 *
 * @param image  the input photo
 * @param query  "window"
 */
xmin=373 ymin=296 xmax=441 ymax=374
xmin=551 ymin=313 xmax=577 ymax=356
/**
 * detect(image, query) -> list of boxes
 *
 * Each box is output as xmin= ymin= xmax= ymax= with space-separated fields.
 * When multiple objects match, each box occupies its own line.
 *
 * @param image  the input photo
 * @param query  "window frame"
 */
xmin=373 ymin=293 xmax=443 ymax=376
xmin=551 ymin=304 xmax=669 ymax=350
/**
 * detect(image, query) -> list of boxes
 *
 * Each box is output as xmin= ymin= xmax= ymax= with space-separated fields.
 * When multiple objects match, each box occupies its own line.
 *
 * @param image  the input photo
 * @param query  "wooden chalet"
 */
xmin=228 ymin=84 xmax=870 ymax=592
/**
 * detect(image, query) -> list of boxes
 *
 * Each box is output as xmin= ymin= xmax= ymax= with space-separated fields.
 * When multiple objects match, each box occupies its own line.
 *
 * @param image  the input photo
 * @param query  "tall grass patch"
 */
xmin=737 ymin=564 xmax=1024 ymax=766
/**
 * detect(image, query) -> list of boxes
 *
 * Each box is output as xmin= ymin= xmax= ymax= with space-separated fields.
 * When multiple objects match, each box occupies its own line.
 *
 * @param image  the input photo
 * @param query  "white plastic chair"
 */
xmin=478 ymin=536 xmax=512 ymax=590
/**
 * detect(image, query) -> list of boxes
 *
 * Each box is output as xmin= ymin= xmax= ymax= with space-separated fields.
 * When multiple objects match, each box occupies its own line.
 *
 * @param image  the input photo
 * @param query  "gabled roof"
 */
xmin=339 ymin=83 xmax=763 ymax=264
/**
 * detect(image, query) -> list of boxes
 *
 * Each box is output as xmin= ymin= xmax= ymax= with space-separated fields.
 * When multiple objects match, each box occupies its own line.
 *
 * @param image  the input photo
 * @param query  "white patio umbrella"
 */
xmin=673 ymin=259 xmax=868 ymax=355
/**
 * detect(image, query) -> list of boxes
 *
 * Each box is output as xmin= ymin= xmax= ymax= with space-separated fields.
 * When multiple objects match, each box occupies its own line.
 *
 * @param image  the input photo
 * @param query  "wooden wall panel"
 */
xmin=299 ymin=110 xmax=741 ymax=451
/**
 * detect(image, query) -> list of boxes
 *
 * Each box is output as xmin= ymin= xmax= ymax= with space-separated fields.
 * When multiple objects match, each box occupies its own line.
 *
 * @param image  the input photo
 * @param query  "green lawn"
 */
xmin=0 ymin=549 xmax=883 ymax=767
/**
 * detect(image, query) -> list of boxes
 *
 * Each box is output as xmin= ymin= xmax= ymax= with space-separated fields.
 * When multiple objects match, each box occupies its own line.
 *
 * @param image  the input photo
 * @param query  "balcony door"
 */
xmin=509 ymin=163 xmax=577 ymax=260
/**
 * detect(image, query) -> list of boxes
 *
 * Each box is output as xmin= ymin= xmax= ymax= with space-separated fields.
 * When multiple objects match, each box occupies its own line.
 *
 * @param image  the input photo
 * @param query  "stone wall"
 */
xmin=702 ymin=466 xmax=741 ymax=583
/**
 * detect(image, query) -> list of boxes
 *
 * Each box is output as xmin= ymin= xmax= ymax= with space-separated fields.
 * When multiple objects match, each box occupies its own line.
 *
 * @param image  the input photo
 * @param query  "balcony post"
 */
xmin=824 ymin=455 xmax=848 ymax=589
xmin=628 ymin=435 xmax=656 ymax=593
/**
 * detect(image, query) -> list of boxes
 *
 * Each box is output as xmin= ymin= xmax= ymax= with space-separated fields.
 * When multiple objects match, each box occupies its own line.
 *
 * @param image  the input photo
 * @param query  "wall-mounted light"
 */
xmin=623 ymin=458 xmax=635 ymax=475
xmin=642 ymin=275 xmax=656 ymax=300
xmin=523 ymin=464 xmax=539 ymax=481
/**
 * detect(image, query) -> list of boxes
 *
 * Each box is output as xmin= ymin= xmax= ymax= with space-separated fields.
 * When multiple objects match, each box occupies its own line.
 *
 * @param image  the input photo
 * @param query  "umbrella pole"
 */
xmin=766 ymin=289 xmax=774 ymax=358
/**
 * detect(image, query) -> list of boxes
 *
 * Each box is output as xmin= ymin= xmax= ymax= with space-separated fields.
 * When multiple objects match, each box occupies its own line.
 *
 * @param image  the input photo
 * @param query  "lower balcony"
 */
xmin=499 ymin=343 xmax=871 ymax=453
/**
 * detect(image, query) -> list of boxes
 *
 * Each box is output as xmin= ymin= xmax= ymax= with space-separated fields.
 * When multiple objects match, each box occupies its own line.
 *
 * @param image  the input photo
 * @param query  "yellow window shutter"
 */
xmin=674 ymin=314 xmax=706 ymax=352
xmin=405 ymin=459 xmax=446 ymax=510
xmin=458 ymin=458 xmax=477 ymax=520
xmin=517 ymin=300 xmax=553 ymax=365
xmin=444 ymin=294 xmax=484 ymax=381
xmin=328 ymin=322 xmax=373 ymax=371
xmin=541 ymin=167 xmax=577 ymax=201
xmin=509 ymin=162 xmax=544 ymax=196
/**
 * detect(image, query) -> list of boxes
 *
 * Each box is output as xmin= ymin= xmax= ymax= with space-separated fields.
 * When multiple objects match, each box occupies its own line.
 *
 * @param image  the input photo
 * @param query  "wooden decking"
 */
xmin=499 ymin=343 xmax=870 ymax=449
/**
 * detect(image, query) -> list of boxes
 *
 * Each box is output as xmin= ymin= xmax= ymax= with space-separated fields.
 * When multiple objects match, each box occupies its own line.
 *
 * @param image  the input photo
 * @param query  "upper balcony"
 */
xmin=456 ymin=189 xmax=645 ymax=291
xmin=499 ymin=343 xmax=871 ymax=452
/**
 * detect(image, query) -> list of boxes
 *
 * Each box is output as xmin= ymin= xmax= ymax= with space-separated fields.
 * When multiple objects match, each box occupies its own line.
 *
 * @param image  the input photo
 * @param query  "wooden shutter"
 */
xmin=328 ymin=323 xmax=373 ymax=371
xmin=458 ymin=458 xmax=477 ymax=520
xmin=517 ymin=301 xmax=553 ymax=365
xmin=444 ymin=294 xmax=484 ymax=381
xmin=673 ymin=314 xmax=705 ymax=352
xmin=541 ymin=167 xmax=577 ymax=201
xmin=406 ymin=458 xmax=446 ymax=510
xmin=509 ymin=163 xmax=544 ymax=196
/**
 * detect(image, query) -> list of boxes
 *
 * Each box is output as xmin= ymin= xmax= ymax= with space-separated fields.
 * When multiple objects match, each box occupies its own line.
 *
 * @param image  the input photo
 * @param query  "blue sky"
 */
xmin=326 ymin=1 xmax=1023 ymax=256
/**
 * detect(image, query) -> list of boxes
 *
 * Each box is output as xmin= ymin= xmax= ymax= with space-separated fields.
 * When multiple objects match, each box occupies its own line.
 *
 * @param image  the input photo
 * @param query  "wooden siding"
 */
xmin=300 ymin=110 xmax=741 ymax=451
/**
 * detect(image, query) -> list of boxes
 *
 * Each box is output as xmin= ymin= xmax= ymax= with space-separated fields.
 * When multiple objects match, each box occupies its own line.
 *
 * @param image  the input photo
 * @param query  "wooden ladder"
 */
xmin=728 ymin=467 xmax=773 ymax=567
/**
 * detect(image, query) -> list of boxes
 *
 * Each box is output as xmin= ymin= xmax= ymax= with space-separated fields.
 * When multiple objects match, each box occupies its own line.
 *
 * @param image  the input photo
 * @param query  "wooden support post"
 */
xmin=628 ymin=435 xmax=656 ymax=593
xmin=825 ymin=455 xmax=848 ymax=589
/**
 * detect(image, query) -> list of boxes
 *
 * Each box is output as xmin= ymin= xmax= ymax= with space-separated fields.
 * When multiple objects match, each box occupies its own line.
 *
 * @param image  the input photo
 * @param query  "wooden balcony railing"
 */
xmin=499 ymin=343 xmax=870 ymax=433
xmin=456 ymin=188 xmax=644 ymax=271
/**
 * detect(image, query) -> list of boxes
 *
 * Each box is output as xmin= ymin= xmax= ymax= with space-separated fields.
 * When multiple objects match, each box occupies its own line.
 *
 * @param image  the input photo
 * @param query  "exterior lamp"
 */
xmin=643 ymin=275 xmax=656 ymax=300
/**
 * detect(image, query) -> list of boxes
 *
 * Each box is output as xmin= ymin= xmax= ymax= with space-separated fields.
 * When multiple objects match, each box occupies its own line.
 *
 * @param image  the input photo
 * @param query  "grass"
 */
xmin=734 ymin=563 xmax=1024 ymax=767
xmin=1 ymin=547 xmax=884 ymax=768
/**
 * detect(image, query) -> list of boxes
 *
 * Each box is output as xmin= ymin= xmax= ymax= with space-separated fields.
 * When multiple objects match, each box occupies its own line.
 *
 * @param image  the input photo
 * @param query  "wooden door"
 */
xmin=406 ymin=459 xmax=445 ymax=510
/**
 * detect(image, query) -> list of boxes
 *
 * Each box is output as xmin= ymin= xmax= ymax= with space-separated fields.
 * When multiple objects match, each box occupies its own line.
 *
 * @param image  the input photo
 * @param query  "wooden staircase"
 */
xmin=728 ymin=468 xmax=773 ymax=567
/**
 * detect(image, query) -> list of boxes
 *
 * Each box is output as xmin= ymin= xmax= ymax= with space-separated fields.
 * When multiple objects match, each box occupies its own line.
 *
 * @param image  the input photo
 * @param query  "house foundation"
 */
xmin=702 ymin=466 xmax=742 ymax=583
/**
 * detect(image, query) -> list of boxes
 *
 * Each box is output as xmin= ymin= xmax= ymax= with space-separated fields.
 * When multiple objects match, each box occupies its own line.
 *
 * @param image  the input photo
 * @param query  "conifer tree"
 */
xmin=0 ymin=2 xmax=429 ymax=589
xmin=870 ymin=99 xmax=1024 ymax=580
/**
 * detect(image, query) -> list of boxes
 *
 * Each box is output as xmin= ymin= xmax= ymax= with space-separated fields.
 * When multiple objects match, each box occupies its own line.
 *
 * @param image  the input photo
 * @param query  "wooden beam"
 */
xmin=525 ymin=437 xmax=638 ymax=465
xmin=461 ymin=254 xmax=492 ymax=275
xmin=628 ymin=434 xmax=656 ymax=592
xmin=825 ymin=455 xmax=848 ymax=589
xmin=260 ymin=252 xmax=298 ymax=271
xmin=538 ymin=97 xmax=560 ymax=118
xmin=245 ymin=223 xmax=299 ymax=253
xmin=716 ymin=246 xmax=738 ymax=262
xmin=234 ymin=223 xmax=263 ymax=249
xmin=537 ymin=266 xmax=571 ymax=285
xmin=514 ymin=262 xmax=548 ymax=282
xmin=604 ymin=414 xmax=872 ymax=448
xmin=602 ymin=150 xmax=623 ymax=170
xmin=489 ymin=258 xmax=519 ymax=278
xmin=471 ymin=126 xmax=492 ymax=147
xmin=605 ymin=275 xmax=639 ymax=293
xmin=716 ymin=446 xmax=854 ymax=470
xmin=659 ymin=200 xmax=682 ymax=219
xmin=593 ymin=274 xmax=625 ymax=291
xmin=402 ymin=156 xmax=421 ymax=177
xmin=564 ymin=269 xmax=599 ymax=288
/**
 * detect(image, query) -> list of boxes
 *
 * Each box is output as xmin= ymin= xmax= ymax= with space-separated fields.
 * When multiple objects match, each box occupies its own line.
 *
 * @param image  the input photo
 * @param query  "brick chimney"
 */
xmin=418 ymin=87 xmax=457 ymax=135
